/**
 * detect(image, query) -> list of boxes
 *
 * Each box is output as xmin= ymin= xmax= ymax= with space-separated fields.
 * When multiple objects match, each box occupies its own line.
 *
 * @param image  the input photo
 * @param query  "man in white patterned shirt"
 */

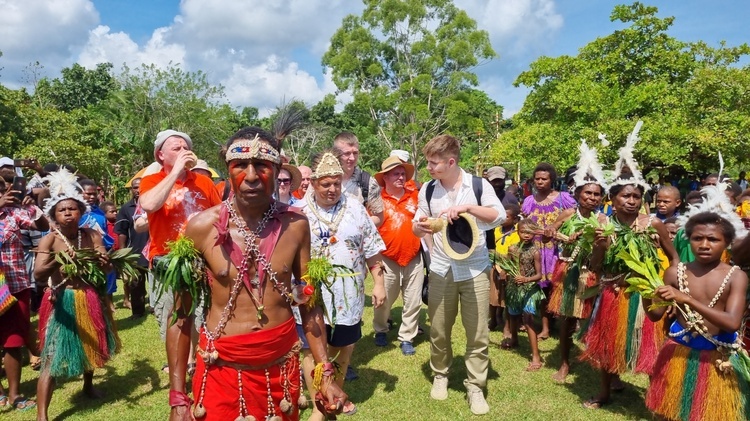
xmin=412 ymin=134 xmax=505 ymax=416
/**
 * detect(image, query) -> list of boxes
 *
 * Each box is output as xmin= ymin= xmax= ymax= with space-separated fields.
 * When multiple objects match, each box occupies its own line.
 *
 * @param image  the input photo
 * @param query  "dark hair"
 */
xmin=101 ymin=201 xmax=116 ymax=210
xmin=78 ymin=179 xmax=97 ymax=190
xmin=726 ymin=181 xmax=742 ymax=200
xmin=533 ymin=162 xmax=557 ymax=185
xmin=43 ymin=163 xmax=59 ymax=173
xmin=663 ymin=216 xmax=678 ymax=225
xmin=49 ymin=199 xmax=87 ymax=219
xmin=685 ymin=212 xmax=736 ymax=244
xmin=504 ymin=204 xmax=521 ymax=218
xmin=685 ymin=190 xmax=704 ymax=204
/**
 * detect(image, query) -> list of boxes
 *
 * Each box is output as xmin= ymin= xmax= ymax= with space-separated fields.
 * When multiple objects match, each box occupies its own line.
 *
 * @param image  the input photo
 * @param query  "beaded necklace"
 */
xmin=308 ymin=196 xmax=347 ymax=248
xmin=194 ymin=200 xmax=295 ymax=420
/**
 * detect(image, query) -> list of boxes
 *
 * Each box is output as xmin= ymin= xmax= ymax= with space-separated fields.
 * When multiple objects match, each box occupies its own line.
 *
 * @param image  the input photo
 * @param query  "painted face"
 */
xmin=426 ymin=155 xmax=453 ymax=180
xmin=82 ymin=185 xmax=98 ymax=206
xmin=655 ymin=191 xmax=680 ymax=216
xmin=298 ymin=166 xmax=312 ymax=193
xmin=534 ymin=171 xmax=552 ymax=192
xmin=577 ymin=183 xmax=604 ymax=211
xmin=383 ymin=166 xmax=407 ymax=190
xmin=227 ymin=141 xmax=277 ymax=202
xmin=335 ymin=142 xmax=359 ymax=175
xmin=612 ymin=185 xmax=643 ymax=216
xmin=689 ymin=223 xmax=727 ymax=263
xmin=312 ymin=176 xmax=342 ymax=208
xmin=55 ymin=199 xmax=83 ymax=227
xmin=277 ymin=168 xmax=292 ymax=196
xmin=157 ymin=136 xmax=191 ymax=167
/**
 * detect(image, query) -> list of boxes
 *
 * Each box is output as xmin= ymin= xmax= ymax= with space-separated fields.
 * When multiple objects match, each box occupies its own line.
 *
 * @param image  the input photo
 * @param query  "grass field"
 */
xmin=3 ymin=279 xmax=654 ymax=420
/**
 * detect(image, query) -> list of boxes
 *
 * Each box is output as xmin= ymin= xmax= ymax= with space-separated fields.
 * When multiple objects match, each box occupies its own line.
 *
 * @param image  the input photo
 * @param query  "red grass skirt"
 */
xmin=645 ymin=339 xmax=750 ymax=421
xmin=579 ymin=283 xmax=665 ymax=375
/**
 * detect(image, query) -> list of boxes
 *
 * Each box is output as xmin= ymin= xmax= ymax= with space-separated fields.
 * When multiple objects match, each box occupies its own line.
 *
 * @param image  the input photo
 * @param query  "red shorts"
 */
xmin=0 ymin=289 xmax=32 ymax=348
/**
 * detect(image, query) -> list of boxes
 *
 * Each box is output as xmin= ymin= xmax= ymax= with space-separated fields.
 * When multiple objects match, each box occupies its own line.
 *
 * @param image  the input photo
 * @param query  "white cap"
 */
xmin=0 ymin=157 xmax=13 ymax=168
xmin=154 ymin=130 xmax=193 ymax=163
xmin=390 ymin=149 xmax=410 ymax=163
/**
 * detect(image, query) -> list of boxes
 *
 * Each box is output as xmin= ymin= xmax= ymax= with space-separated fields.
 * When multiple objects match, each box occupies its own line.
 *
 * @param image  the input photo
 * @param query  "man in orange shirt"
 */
xmin=292 ymin=165 xmax=311 ymax=199
xmin=139 ymin=129 xmax=222 ymax=341
xmin=371 ymin=155 xmax=423 ymax=355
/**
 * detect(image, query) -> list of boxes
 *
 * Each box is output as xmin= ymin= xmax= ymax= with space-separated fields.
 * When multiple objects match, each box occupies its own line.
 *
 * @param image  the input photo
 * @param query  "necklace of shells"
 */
xmin=308 ymin=196 xmax=347 ymax=247
xmin=670 ymin=262 xmax=741 ymax=372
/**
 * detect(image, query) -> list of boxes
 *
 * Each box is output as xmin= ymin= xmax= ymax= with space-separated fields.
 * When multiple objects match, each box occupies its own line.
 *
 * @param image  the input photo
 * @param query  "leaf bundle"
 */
xmin=616 ymin=242 xmax=666 ymax=303
xmin=54 ymin=249 xmax=108 ymax=293
xmin=490 ymin=250 xmax=520 ymax=278
xmin=153 ymin=236 xmax=208 ymax=324
xmin=108 ymin=247 xmax=147 ymax=285
xmin=304 ymin=255 xmax=359 ymax=326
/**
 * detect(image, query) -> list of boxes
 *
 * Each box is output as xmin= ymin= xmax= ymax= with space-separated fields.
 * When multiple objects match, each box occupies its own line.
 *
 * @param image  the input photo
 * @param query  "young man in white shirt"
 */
xmin=412 ymin=134 xmax=505 ymax=415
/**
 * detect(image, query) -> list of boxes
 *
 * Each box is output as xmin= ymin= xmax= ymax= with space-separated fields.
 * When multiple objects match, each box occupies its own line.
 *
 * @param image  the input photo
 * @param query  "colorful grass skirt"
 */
xmin=645 ymin=324 xmax=750 ymax=421
xmin=548 ymin=260 xmax=597 ymax=319
xmin=39 ymin=286 xmax=120 ymax=378
xmin=505 ymin=282 xmax=544 ymax=316
xmin=579 ymin=283 xmax=665 ymax=375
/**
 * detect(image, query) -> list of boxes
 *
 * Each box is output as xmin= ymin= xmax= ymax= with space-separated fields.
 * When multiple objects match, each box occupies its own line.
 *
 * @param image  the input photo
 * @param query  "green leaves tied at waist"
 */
xmin=153 ymin=236 xmax=209 ymax=324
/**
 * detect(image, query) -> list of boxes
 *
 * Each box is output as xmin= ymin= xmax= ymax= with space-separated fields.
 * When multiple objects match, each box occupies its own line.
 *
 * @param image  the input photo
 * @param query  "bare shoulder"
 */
xmin=185 ymin=205 xmax=220 ymax=235
xmin=662 ymin=263 xmax=679 ymax=286
xmin=729 ymin=265 xmax=749 ymax=288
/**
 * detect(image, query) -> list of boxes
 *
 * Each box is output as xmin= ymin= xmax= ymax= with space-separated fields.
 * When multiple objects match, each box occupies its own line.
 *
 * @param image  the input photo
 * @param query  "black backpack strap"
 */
xmin=472 ymin=176 xmax=483 ymax=206
xmin=357 ymin=169 xmax=370 ymax=206
xmin=425 ymin=179 xmax=437 ymax=216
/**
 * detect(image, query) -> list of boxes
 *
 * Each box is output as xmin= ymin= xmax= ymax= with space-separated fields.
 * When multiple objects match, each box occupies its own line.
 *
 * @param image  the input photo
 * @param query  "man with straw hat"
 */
xmin=412 ymin=134 xmax=505 ymax=415
xmin=372 ymin=155 xmax=423 ymax=356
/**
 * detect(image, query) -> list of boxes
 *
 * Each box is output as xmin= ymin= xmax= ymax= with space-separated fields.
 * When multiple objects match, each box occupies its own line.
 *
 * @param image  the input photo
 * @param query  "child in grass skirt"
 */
xmin=644 ymin=209 xmax=750 ymax=421
xmin=505 ymin=219 xmax=545 ymax=371
xmin=33 ymin=170 xmax=120 ymax=421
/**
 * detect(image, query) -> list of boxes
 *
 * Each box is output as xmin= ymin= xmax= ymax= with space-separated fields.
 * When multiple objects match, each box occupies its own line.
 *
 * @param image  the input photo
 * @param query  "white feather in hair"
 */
xmin=573 ymin=139 xmax=608 ymax=192
xmin=42 ymin=168 xmax=88 ymax=215
xmin=608 ymin=120 xmax=650 ymax=192
xmin=678 ymin=152 xmax=747 ymax=240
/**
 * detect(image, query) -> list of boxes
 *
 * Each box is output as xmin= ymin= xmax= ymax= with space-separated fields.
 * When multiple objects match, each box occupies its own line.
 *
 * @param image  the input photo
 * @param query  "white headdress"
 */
xmin=678 ymin=152 xmax=747 ymax=240
xmin=42 ymin=168 xmax=87 ymax=216
xmin=608 ymin=120 xmax=650 ymax=192
xmin=573 ymin=139 xmax=608 ymax=192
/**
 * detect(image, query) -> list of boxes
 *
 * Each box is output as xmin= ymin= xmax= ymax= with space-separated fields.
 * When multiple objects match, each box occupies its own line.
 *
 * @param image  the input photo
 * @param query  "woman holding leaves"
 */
xmin=34 ymin=169 xmax=120 ymax=421
xmin=579 ymin=122 xmax=678 ymax=409
xmin=545 ymin=139 xmax=609 ymax=384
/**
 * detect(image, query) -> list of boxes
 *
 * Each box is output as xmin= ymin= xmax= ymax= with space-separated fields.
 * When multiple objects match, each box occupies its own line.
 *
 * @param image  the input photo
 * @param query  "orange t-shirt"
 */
xmin=378 ymin=186 xmax=421 ymax=266
xmin=140 ymin=170 xmax=221 ymax=259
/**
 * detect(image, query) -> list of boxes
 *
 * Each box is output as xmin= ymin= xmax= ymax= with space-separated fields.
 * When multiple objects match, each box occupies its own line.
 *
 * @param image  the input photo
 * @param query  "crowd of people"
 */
xmin=1 ymin=117 xmax=749 ymax=421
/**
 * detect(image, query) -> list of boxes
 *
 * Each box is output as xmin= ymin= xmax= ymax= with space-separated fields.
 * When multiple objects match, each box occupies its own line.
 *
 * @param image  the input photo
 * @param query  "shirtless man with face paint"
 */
xmin=166 ymin=124 xmax=347 ymax=421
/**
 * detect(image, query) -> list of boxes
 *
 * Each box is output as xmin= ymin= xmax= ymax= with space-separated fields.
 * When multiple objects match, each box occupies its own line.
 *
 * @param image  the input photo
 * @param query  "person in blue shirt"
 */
xmin=79 ymin=178 xmax=116 ymax=308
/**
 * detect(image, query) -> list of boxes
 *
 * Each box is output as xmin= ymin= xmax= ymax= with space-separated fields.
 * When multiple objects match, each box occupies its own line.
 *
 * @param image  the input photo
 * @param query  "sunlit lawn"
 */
xmin=3 ymin=279 xmax=653 ymax=420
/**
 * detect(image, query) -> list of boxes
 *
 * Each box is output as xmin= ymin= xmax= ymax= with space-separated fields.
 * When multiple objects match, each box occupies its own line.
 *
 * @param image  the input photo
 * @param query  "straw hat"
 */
xmin=441 ymin=213 xmax=480 ymax=260
xmin=280 ymin=163 xmax=302 ymax=191
xmin=374 ymin=155 xmax=415 ymax=187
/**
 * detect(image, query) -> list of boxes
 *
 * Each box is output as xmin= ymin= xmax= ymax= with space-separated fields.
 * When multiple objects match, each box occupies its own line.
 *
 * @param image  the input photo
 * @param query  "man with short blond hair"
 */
xmin=413 ymin=134 xmax=505 ymax=415
xmin=372 ymin=155 xmax=423 ymax=356
xmin=333 ymin=132 xmax=384 ymax=226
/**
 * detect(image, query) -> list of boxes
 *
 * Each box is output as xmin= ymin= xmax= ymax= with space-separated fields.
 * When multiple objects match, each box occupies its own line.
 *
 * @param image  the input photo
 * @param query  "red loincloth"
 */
xmin=193 ymin=317 xmax=301 ymax=421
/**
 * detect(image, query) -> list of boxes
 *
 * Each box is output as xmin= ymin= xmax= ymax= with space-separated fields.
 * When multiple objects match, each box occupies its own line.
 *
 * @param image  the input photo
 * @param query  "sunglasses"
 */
xmin=277 ymin=178 xmax=292 ymax=185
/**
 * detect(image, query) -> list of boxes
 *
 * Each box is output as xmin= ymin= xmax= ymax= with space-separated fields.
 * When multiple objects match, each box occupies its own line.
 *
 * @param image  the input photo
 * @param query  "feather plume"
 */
xmin=598 ymin=133 xmax=610 ymax=147
xmin=271 ymin=103 xmax=307 ymax=151
xmin=608 ymin=120 xmax=650 ymax=192
xmin=42 ymin=169 xmax=87 ymax=216
xmin=573 ymin=139 xmax=608 ymax=191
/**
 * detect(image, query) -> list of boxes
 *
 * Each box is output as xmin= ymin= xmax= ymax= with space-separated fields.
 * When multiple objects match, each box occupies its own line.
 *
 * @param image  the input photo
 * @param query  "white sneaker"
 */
xmin=430 ymin=375 xmax=448 ymax=400
xmin=467 ymin=387 xmax=489 ymax=415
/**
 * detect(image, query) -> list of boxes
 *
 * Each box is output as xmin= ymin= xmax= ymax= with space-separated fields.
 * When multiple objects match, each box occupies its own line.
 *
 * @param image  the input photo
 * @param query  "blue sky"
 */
xmin=1 ymin=1 xmax=748 ymax=117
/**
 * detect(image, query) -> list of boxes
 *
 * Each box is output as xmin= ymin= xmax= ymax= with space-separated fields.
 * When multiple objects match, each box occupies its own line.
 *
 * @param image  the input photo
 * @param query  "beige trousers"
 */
xmin=428 ymin=268 xmax=490 ymax=389
xmin=372 ymin=255 xmax=424 ymax=343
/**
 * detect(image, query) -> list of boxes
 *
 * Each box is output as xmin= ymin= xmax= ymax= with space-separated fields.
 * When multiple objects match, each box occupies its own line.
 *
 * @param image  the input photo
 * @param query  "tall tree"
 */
xmin=35 ymin=63 xmax=118 ymax=112
xmin=491 ymin=2 xmax=750 ymax=175
xmin=323 ymin=0 xmax=496 ymax=166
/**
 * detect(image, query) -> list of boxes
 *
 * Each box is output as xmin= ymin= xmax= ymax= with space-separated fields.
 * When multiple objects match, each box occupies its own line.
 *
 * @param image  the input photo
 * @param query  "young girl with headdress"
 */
xmin=34 ymin=169 xmax=120 ymax=421
xmin=579 ymin=121 xmax=678 ymax=409
xmin=545 ymin=139 xmax=608 ymax=384
xmin=505 ymin=218 xmax=545 ymax=371
xmin=643 ymin=177 xmax=750 ymax=420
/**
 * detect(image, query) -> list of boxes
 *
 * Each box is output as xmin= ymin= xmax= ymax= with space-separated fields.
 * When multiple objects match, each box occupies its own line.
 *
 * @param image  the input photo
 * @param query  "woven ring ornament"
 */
xmin=441 ymin=213 xmax=480 ymax=261
xmin=225 ymin=137 xmax=281 ymax=164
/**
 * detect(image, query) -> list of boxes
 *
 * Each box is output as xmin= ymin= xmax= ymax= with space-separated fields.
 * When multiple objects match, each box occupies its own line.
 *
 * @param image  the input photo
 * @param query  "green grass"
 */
xmin=3 ymin=279 xmax=653 ymax=420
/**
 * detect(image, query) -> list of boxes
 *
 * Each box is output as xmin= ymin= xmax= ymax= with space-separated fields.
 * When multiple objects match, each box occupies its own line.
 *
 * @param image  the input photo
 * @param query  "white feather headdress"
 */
xmin=608 ymin=120 xmax=650 ymax=192
xmin=42 ymin=169 xmax=88 ymax=215
xmin=573 ymin=139 xmax=608 ymax=192
xmin=677 ymin=152 xmax=747 ymax=240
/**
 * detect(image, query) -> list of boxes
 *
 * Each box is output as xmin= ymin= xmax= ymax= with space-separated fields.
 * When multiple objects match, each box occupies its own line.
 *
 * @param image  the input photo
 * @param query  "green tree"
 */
xmin=492 ymin=2 xmax=750 ymax=175
xmin=323 ymin=0 xmax=496 ymax=166
xmin=35 ymin=63 xmax=118 ymax=112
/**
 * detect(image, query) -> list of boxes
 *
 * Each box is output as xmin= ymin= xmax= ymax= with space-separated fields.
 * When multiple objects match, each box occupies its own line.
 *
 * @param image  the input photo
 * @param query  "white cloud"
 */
xmin=78 ymin=25 xmax=186 ymax=70
xmin=0 ymin=0 xmax=98 ymax=84
xmin=222 ymin=56 xmax=338 ymax=116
